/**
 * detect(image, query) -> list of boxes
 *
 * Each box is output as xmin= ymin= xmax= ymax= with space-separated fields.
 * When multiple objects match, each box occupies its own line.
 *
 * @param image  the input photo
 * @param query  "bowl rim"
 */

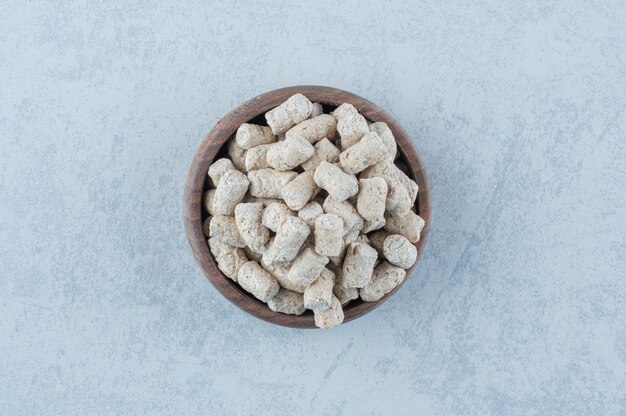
xmin=183 ymin=85 xmax=431 ymax=328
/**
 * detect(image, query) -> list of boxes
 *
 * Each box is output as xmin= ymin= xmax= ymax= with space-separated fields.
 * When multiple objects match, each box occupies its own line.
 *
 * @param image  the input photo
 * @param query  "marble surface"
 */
xmin=1 ymin=1 xmax=625 ymax=414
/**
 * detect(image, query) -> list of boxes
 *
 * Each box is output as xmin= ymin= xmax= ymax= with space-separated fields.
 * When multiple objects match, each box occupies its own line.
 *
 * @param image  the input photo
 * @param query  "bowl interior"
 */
xmin=183 ymin=86 xmax=431 ymax=328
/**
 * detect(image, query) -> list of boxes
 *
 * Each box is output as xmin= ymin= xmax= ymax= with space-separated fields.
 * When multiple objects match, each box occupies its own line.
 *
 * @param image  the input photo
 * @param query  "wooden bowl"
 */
xmin=183 ymin=85 xmax=431 ymax=328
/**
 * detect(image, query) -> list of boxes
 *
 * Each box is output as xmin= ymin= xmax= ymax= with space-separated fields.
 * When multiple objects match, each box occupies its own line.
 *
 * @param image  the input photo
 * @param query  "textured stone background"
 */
xmin=1 ymin=1 xmax=625 ymax=414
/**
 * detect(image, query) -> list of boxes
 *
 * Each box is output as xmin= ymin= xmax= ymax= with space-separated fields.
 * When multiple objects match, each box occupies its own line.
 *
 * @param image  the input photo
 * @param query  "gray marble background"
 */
xmin=2 ymin=1 xmax=625 ymax=415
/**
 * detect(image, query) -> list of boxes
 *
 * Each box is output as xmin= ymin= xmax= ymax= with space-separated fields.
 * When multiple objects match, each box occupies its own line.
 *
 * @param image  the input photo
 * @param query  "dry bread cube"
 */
xmin=311 ymin=102 xmax=324 ymax=117
xmin=313 ymin=295 xmax=344 ymax=329
xmin=343 ymin=228 xmax=360 ymax=245
xmin=209 ymin=215 xmax=246 ymax=248
xmin=265 ymin=93 xmax=313 ymax=135
xmin=286 ymin=114 xmax=337 ymax=144
xmin=360 ymin=161 xmax=415 ymax=218
xmin=286 ymin=246 xmax=329 ymax=288
xmin=235 ymin=123 xmax=276 ymax=149
xmin=360 ymin=262 xmax=406 ymax=302
xmin=247 ymin=169 xmax=297 ymax=199
xmin=362 ymin=218 xmax=386 ymax=234
xmin=227 ymin=138 xmax=247 ymax=171
xmin=301 ymin=138 xmax=341 ymax=171
xmin=384 ymin=211 xmax=425 ymax=244
xmin=203 ymin=189 xmax=216 ymax=216
xmin=234 ymin=202 xmax=269 ymax=253
xmin=268 ymin=288 xmax=305 ymax=315
xmin=262 ymin=202 xmax=295 ymax=232
xmin=338 ymin=233 xmax=370 ymax=269
xmin=385 ymin=183 xmax=412 ymax=219
xmin=237 ymin=261 xmax=280 ymax=302
xmin=266 ymin=134 xmax=315 ymax=171
xmin=244 ymin=143 xmax=273 ymax=171
xmin=212 ymin=170 xmax=249 ymax=216
xmin=281 ymin=170 xmax=318 ymax=211
xmin=314 ymin=214 xmax=344 ymax=256
xmin=208 ymin=238 xmax=248 ymax=282
xmin=313 ymin=161 xmax=358 ymax=202
xmin=369 ymin=122 xmax=397 ymax=162
xmin=339 ymin=131 xmax=387 ymax=174
xmin=331 ymin=103 xmax=359 ymax=121
xmin=392 ymin=168 xmax=418 ymax=204
xmin=337 ymin=112 xmax=369 ymax=150
xmin=298 ymin=202 xmax=324 ymax=229
xmin=333 ymin=279 xmax=359 ymax=305
xmin=208 ymin=158 xmax=236 ymax=187
xmin=383 ymin=234 xmax=417 ymax=269
xmin=261 ymin=255 xmax=306 ymax=293
xmin=356 ymin=177 xmax=387 ymax=232
xmin=303 ymin=268 xmax=335 ymax=311
xmin=322 ymin=196 xmax=363 ymax=235
xmin=330 ymin=264 xmax=359 ymax=305
xmin=342 ymin=242 xmax=378 ymax=288
xmin=361 ymin=160 xmax=418 ymax=203
xmin=266 ymin=216 xmax=310 ymax=263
